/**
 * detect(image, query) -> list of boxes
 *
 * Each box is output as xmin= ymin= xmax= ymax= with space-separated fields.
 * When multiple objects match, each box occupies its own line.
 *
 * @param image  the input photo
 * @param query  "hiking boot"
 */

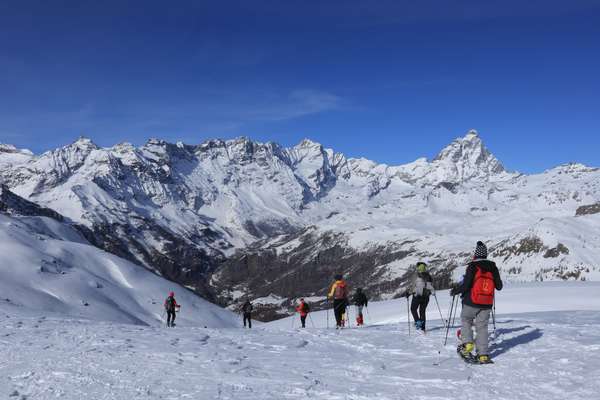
xmin=477 ymin=354 xmax=493 ymax=364
xmin=459 ymin=342 xmax=475 ymax=357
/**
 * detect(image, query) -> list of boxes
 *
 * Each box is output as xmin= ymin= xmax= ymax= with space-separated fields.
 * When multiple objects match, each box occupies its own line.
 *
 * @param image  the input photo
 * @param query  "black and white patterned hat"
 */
xmin=474 ymin=241 xmax=488 ymax=259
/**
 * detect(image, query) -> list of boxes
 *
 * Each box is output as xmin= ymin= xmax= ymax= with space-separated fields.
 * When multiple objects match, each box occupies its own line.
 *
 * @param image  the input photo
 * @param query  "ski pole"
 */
xmin=406 ymin=296 xmax=411 ymax=336
xmin=433 ymin=293 xmax=446 ymax=329
xmin=326 ymin=300 xmax=330 ymax=329
xmin=451 ymin=297 xmax=459 ymax=328
xmin=309 ymin=313 xmax=316 ymax=328
xmin=492 ymin=299 xmax=497 ymax=333
xmin=443 ymin=295 xmax=456 ymax=346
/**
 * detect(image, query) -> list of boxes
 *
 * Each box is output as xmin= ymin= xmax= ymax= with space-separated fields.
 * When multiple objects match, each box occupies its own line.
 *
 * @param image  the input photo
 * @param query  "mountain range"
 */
xmin=1 ymin=130 xmax=599 ymax=320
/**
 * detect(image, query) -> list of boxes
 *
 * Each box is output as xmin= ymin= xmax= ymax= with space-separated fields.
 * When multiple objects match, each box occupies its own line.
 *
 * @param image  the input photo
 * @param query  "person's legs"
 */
xmin=340 ymin=304 xmax=347 ymax=327
xmin=245 ymin=313 xmax=252 ymax=329
xmin=461 ymin=305 xmax=478 ymax=346
xmin=334 ymin=300 xmax=343 ymax=327
xmin=243 ymin=314 xmax=248 ymax=328
xmin=167 ymin=311 xmax=174 ymax=327
xmin=410 ymin=296 xmax=420 ymax=324
xmin=419 ymin=297 xmax=430 ymax=330
xmin=474 ymin=309 xmax=492 ymax=355
xmin=301 ymin=315 xmax=306 ymax=328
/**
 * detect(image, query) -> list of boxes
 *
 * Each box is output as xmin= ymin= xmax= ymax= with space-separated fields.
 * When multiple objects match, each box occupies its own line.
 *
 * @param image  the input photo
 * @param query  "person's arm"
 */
xmin=328 ymin=282 xmax=337 ymax=298
xmin=424 ymin=273 xmax=435 ymax=293
xmin=493 ymin=267 xmax=503 ymax=291
xmin=453 ymin=265 xmax=475 ymax=296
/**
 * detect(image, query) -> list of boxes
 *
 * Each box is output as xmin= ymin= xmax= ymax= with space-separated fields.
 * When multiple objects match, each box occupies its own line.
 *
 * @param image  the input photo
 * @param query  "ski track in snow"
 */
xmin=1 ymin=310 xmax=599 ymax=399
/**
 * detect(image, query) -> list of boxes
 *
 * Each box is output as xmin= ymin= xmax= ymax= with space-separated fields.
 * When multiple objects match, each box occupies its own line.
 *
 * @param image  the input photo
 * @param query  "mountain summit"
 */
xmin=432 ymin=130 xmax=508 ymax=182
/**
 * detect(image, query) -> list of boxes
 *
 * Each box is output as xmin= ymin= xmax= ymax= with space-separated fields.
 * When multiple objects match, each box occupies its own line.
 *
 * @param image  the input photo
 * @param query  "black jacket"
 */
xmin=242 ymin=302 xmax=253 ymax=314
xmin=454 ymin=259 xmax=503 ymax=309
xmin=352 ymin=292 xmax=368 ymax=307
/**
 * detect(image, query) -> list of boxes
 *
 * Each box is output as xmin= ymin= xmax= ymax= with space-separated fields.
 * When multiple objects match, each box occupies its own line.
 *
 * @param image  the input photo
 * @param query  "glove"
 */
xmin=450 ymin=286 xmax=460 ymax=296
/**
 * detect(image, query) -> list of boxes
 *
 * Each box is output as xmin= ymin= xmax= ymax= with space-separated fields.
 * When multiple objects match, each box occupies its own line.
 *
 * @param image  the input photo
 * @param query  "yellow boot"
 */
xmin=459 ymin=342 xmax=475 ymax=357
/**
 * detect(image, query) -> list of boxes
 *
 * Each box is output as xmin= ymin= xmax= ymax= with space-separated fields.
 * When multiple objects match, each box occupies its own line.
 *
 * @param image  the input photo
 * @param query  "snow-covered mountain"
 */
xmin=0 ymin=186 xmax=238 ymax=327
xmin=1 ymin=130 xmax=599 ymax=319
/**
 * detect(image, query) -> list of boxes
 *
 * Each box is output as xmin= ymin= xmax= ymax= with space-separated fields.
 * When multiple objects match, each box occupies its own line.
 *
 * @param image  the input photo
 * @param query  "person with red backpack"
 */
xmin=296 ymin=298 xmax=310 ymax=328
xmin=451 ymin=241 xmax=503 ymax=364
xmin=164 ymin=291 xmax=180 ymax=327
xmin=328 ymin=274 xmax=349 ymax=329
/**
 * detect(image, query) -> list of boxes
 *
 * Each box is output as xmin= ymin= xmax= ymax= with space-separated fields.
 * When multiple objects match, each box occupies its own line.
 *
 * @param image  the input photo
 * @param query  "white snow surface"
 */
xmin=2 ymin=282 xmax=599 ymax=399
xmin=0 ymin=213 xmax=238 ymax=328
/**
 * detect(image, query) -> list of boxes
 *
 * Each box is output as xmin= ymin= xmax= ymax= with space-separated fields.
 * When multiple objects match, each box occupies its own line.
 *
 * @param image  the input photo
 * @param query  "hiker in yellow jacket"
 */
xmin=328 ymin=274 xmax=349 ymax=329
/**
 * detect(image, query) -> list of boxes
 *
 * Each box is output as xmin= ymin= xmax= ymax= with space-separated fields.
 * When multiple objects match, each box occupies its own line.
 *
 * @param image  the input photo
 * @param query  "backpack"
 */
xmin=334 ymin=282 xmax=348 ymax=299
xmin=470 ymin=266 xmax=495 ymax=305
xmin=303 ymin=303 xmax=310 ymax=313
xmin=165 ymin=296 xmax=176 ymax=312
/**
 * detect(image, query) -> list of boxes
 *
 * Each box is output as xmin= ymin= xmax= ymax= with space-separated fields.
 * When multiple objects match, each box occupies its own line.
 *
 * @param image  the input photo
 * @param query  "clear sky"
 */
xmin=1 ymin=0 xmax=599 ymax=173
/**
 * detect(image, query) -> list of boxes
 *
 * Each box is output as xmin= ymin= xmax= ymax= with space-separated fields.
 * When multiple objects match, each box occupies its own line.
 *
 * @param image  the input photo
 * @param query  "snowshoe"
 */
xmin=477 ymin=355 xmax=494 ymax=365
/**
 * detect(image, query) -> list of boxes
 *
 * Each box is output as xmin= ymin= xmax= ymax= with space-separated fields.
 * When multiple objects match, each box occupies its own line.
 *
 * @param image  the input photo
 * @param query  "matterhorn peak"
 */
xmin=465 ymin=129 xmax=479 ymax=138
xmin=432 ymin=130 xmax=507 ymax=182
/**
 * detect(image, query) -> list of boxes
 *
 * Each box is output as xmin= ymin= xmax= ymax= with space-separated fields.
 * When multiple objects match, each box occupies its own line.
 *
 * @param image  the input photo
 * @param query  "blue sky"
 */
xmin=1 ymin=0 xmax=599 ymax=173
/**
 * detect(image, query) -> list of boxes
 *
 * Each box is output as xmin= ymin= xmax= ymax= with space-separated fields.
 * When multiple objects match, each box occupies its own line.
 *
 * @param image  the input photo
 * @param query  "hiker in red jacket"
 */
xmin=164 ymin=291 xmax=180 ymax=327
xmin=451 ymin=241 xmax=503 ymax=364
xmin=296 ymin=298 xmax=310 ymax=328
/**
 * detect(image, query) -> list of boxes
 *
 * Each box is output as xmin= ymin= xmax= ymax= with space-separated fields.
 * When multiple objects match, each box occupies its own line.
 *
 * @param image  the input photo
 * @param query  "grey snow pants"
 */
xmin=460 ymin=304 xmax=491 ymax=355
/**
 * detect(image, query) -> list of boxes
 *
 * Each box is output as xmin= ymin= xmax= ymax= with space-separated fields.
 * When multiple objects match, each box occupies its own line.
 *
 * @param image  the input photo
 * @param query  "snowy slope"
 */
xmin=0 ymin=212 xmax=238 ymax=328
xmin=267 ymin=282 xmax=600 ymax=328
xmin=1 ymin=282 xmax=599 ymax=399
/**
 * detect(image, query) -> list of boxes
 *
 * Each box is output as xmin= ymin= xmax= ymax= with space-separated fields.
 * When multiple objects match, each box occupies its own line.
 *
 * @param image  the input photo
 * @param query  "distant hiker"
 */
xmin=296 ymin=298 xmax=310 ymax=328
xmin=328 ymin=274 xmax=349 ymax=329
xmin=164 ymin=291 xmax=180 ymax=327
xmin=406 ymin=262 xmax=435 ymax=332
xmin=241 ymin=299 xmax=253 ymax=329
xmin=451 ymin=241 xmax=503 ymax=364
xmin=352 ymin=288 xmax=368 ymax=326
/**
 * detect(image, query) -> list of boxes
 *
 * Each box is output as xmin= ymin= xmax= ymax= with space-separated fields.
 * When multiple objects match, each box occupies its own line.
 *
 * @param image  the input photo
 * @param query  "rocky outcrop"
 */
xmin=576 ymin=203 xmax=600 ymax=216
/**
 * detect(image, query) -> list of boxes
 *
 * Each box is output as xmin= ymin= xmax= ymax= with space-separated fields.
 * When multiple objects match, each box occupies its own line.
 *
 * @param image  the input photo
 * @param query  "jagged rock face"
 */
xmin=1 ymin=131 xmax=600 ymax=319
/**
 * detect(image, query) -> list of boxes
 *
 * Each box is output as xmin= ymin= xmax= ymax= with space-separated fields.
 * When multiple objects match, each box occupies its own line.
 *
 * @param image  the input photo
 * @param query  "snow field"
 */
xmin=2 ymin=283 xmax=599 ymax=399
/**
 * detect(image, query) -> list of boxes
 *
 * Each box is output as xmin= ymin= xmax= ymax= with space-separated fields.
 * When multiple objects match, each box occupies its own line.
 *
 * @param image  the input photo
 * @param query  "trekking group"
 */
xmin=163 ymin=240 xmax=503 ymax=364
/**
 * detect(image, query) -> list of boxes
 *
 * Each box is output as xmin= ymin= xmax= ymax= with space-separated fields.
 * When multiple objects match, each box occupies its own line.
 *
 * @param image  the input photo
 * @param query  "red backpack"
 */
xmin=334 ymin=281 xmax=348 ymax=299
xmin=470 ymin=266 xmax=495 ymax=305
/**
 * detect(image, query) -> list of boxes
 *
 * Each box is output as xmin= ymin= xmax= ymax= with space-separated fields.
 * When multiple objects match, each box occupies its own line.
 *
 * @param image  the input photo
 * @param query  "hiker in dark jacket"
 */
xmin=164 ymin=291 xmax=180 ymax=327
xmin=407 ymin=262 xmax=435 ymax=331
xmin=451 ymin=241 xmax=503 ymax=364
xmin=241 ymin=299 xmax=253 ymax=329
xmin=352 ymin=288 xmax=368 ymax=326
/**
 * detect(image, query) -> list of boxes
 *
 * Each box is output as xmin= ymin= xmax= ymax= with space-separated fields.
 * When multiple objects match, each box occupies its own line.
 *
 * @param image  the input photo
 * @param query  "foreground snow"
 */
xmin=2 ymin=283 xmax=599 ymax=399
